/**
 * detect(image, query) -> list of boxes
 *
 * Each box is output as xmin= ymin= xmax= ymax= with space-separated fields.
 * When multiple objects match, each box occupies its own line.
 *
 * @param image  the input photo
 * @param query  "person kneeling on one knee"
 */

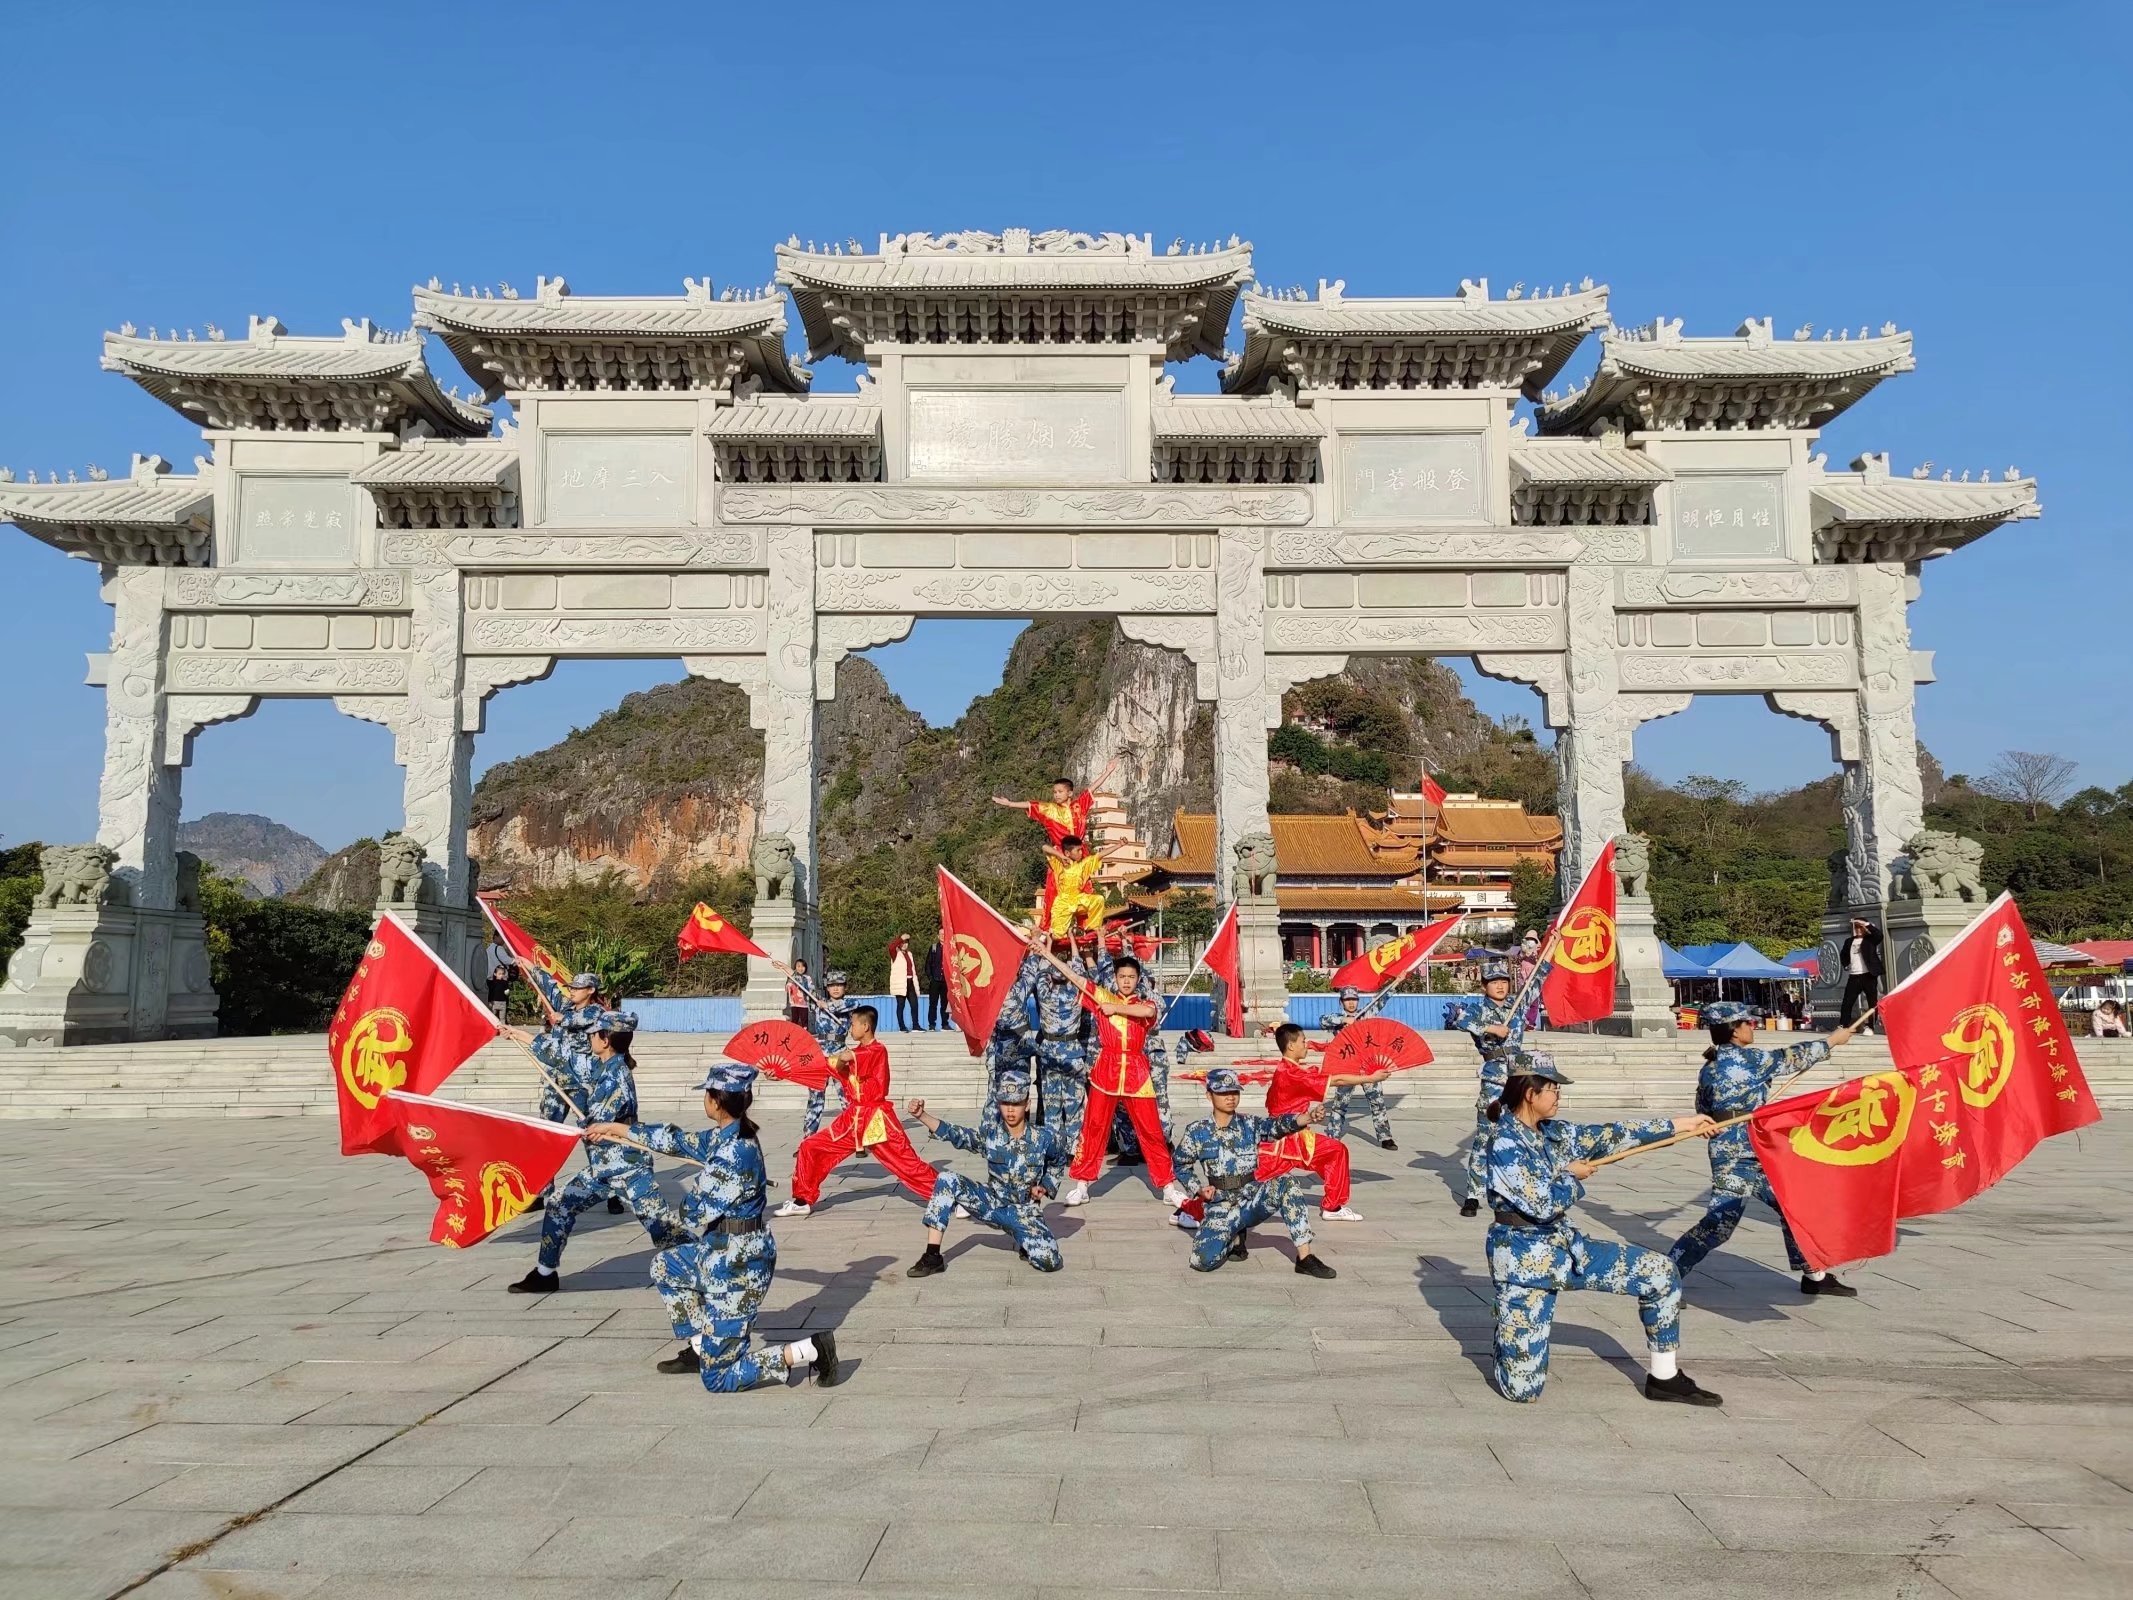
xmin=1483 ymin=1050 xmax=1722 ymax=1407
xmin=1172 ymin=1066 xmax=1336 ymax=1280
xmin=905 ymin=1072 xmax=1064 ymax=1277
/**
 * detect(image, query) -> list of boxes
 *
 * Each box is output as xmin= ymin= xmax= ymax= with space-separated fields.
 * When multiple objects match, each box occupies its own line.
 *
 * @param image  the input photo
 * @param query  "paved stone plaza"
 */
xmin=0 ymin=1098 xmax=2126 ymax=1600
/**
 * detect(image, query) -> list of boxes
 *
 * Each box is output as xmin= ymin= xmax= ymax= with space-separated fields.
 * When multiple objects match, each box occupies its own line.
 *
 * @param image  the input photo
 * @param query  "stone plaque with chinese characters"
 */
xmin=906 ymin=392 xmax=1125 ymax=484
xmin=542 ymin=434 xmax=693 ymax=525
xmin=234 ymin=476 xmax=357 ymax=564
xmin=1340 ymin=435 xmax=1487 ymax=523
xmin=1672 ymin=474 xmax=1786 ymax=560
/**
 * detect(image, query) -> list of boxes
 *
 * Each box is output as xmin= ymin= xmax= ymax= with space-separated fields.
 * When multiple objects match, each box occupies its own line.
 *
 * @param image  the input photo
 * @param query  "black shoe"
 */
xmin=907 ymin=1246 xmax=946 ymax=1278
xmin=1800 ymin=1273 xmax=1859 ymax=1298
xmin=1644 ymin=1371 xmax=1722 ymax=1407
xmin=524 ymin=1194 xmax=546 ymax=1212
xmin=1226 ymin=1235 xmax=1248 ymax=1262
xmin=1459 ymin=1198 xmax=1481 ymax=1218
xmin=1295 ymin=1255 xmax=1337 ymax=1280
xmin=1380 ymin=1138 xmax=1399 ymax=1151
xmin=656 ymin=1345 xmax=701 ymax=1374
xmin=812 ymin=1331 xmax=843 ymax=1387
xmin=607 ymin=1196 xmax=626 ymax=1214
xmin=507 ymin=1268 xmax=558 ymax=1295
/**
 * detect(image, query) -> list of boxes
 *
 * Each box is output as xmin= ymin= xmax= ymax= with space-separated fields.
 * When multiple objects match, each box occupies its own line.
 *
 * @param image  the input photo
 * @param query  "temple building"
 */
xmin=1138 ymin=789 xmax=1560 ymax=968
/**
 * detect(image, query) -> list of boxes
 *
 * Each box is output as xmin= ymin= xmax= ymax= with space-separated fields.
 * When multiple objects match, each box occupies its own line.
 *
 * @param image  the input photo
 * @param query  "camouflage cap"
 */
xmin=569 ymin=972 xmax=601 ymax=990
xmin=1504 ymin=1048 xmax=1572 ymax=1086
xmin=1480 ymin=960 xmax=1512 ymax=984
xmin=825 ymin=970 xmax=850 ymax=987
xmin=596 ymin=1010 xmax=639 ymax=1034
xmin=994 ymin=1071 xmax=1032 ymax=1103
xmin=1204 ymin=1066 xmax=1244 ymax=1095
xmin=1703 ymin=1001 xmax=1758 ymax=1026
xmin=694 ymin=1062 xmax=758 ymax=1094
xmin=1338 ymin=986 xmax=1361 ymax=1002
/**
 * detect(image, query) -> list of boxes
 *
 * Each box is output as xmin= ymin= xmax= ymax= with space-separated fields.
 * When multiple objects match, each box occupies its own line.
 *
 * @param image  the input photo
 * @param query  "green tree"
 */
xmin=1508 ymin=857 xmax=1558 ymax=934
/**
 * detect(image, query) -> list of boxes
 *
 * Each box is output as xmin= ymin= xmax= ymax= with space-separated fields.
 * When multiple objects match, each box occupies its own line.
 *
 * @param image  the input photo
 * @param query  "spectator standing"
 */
xmin=785 ymin=957 xmax=814 ymax=1031
xmin=924 ymin=931 xmax=950 ymax=1030
xmin=890 ymin=935 xmax=921 ymax=1032
xmin=1838 ymin=917 xmax=1883 ymax=1031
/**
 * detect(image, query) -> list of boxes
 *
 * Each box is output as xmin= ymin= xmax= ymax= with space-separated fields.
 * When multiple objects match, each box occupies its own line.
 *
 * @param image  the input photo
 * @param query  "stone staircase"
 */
xmin=3 ymin=1029 xmax=2130 ymax=1122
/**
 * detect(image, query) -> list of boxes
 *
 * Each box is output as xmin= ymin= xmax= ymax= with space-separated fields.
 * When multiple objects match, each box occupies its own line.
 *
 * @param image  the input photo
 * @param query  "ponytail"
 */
xmin=712 ymin=1088 xmax=759 ymax=1143
xmin=1703 ymin=1022 xmax=1732 ymax=1065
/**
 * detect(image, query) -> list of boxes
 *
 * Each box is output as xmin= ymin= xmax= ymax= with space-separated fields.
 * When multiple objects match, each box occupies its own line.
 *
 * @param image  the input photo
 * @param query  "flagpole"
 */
xmin=1158 ymin=902 xmax=1233 ymax=1032
xmin=1351 ymin=916 xmax=1464 ymax=1025
xmin=1498 ymin=840 xmax=1613 ymax=1029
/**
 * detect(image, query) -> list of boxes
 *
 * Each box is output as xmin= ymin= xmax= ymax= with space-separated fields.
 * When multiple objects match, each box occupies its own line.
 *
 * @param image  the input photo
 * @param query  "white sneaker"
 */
xmin=1061 ymin=1181 xmax=1091 ymax=1207
xmin=1170 ymin=1209 xmax=1197 ymax=1231
xmin=1322 ymin=1205 xmax=1364 ymax=1222
xmin=1160 ymin=1182 xmax=1189 ymax=1207
xmin=955 ymin=1205 xmax=974 ymax=1220
xmin=773 ymin=1200 xmax=812 ymax=1218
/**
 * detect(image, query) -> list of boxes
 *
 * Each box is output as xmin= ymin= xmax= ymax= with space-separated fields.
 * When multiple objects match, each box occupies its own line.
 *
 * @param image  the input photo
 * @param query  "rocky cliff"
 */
xmin=178 ymin=812 xmax=328 ymax=898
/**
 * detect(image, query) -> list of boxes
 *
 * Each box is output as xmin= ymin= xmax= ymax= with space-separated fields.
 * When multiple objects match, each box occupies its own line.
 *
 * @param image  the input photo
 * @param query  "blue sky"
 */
xmin=3 ymin=2 xmax=2126 ymax=853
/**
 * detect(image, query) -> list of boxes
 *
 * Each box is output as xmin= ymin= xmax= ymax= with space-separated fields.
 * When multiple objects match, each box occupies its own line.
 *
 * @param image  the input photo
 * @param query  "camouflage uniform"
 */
xmin=1320 ymin=1002 xmax=1393 ymax=1145
xmin=524 ymin=966 xmax=603 ymax=1125
xmin=1486 ymin=1111 xmax=1683 ymax=1402
xmin=920 ymin=1113 xmax=1065 ymax=1270
xmin=807 ymin=989 xmax=854 ymax=1137
xmin=629 ymin=1116 xmax=792 ymax=1392
xmin=536 ymin=1039 xmax=682 ymax=1272
xmin=1001 ymin=949 xmax=1094 ymax=1162
xmin=1454 ymin=964 xmax=1546 ymax=1203
xmin=1669 ymin=1035 xmax=1829 ymax=1277
xmin=1172 ymin=1105 xmax=1314 ymax=1270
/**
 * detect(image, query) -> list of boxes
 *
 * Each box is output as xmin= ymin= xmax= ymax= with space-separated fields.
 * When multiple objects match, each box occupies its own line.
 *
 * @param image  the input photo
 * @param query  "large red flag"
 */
xmin=1330 ymin=913 xmax=1464 ymax=993
xmin=383 ymin=1091 xmax=582 ymax=1248
xmin=676 ymin=901 xmax=770 ymax=960
xmin=1539 ymin=841 xmax=1617 ymax=1026
xmin=480 ymin=900 xmax=572 ymax=990
xmin=937 ymin=868 xmax=1033 ymax=1057
xmin=329 ymin=913 xmax=500 ymax=1157
xmin=1750 ymin=894 xmax=2101 ymax=1270
xmin=1202 ymin=904 xmax=1244 ymax=1036
xmin=1421 ymin=771 xmax=1448 ymax=808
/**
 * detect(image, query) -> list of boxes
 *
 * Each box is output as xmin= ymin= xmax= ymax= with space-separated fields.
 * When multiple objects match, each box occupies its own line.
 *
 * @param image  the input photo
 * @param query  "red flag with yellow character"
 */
xmin=677 ymin=901 xmax=770 ymax=960
xmin=1749 ymin=893 xmax=2100 ymax=1271
xmin=329 ymin=912 xmax=500 ymax=1158
xmin=479 ymin=900 xmax=572 ymax=990
xmin=937 ymin=868 xmax=1032 ymax=1058
xmin=1329 ymin=914 xmax=1463 ymax=994
xmin=383 ymin=1091 xmax=582 ymax=1247
xmin=1539 ymin=841 xmax=1617 ymax=1026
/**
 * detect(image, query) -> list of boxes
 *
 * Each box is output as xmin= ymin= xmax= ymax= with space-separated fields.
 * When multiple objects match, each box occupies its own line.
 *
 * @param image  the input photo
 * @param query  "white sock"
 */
xmin=533 ymin=1265 xmax=556 ymax=1278
xmin=1807 ymin=1269 xmax=1828 ymax=1281
xmin=787 ymin=1337 xmax=816 ymax=1364
xmin=1648 ymin=1349 xmax=1678 ymax=1381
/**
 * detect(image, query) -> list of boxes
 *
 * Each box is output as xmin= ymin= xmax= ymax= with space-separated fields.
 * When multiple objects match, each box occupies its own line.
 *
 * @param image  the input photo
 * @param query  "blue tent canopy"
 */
xmin=1705 ymin=941 xmax=1805 ymax=980
xmin=1659 ymin=942 xmax=1713 ymax=980
xmin=1661 ymin=941 xmax=1812 ymax=983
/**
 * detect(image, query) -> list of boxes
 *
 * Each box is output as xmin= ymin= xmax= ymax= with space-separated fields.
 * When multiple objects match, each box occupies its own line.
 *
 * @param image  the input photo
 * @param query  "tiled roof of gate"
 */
xmin=1150 ymin=400 xmax=1325 ymax=441
xmin=351 ymin=440 xmax=519 ymax=488
xmin=705 ymin=400 xmax=881 ymax=440
xmin=1509 ymin=439 xmax=1670 ymax=485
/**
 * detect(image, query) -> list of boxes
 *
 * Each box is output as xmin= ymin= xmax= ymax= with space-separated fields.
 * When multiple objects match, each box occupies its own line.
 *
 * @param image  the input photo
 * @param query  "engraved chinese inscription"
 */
xmin=1672 ymin=474 xmax=1786 ymax=560
xmin=542 ymin=434 xmax=693 ymax=526
xmin=906 ymin=391 xmax=1124 ymax=484
xmin=1340 ymin=435 xmax=1486 ymax=524
xmin=235 ymin=476 xmax=356 ymax=565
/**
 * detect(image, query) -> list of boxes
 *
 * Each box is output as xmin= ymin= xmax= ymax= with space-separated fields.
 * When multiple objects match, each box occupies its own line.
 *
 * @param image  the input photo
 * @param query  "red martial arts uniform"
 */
xmin=790 ymin=1038 xmax=938 ymax=1204
xmin=1069 ymin=986 xmax=1177 ymax=1187
xmin=1176 ymin=1059 xmax=1351 ymax=1221
xmin=1025 ymin=790 xmax=1094 ymax=849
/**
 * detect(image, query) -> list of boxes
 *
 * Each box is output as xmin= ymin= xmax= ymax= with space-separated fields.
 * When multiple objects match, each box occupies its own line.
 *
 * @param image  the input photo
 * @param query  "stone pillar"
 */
xmin=744 ymin=526 xmax=821 ymax=1018
xmin=1213 ymin=526 xmax=1283 ymax=1023
xmin=1610 ymin=835 xmax=1673 ymax=1037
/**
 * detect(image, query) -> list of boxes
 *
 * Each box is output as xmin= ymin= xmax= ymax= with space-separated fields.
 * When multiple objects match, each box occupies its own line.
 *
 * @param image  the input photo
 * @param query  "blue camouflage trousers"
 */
xmin=536 ymin=1154 xmax=680 ymax=1271
xmin=1488 ymin=1226 xmax=1682 ymax=1403
xmin=1188 ymin=1176 xmax=1314 ymax=1270
xmin=1034 ymin=1042 xmax=1090 ymax=1162
xmin=1669 ymin=1173 xmax=1808 ymax=1276
xmin=1330 ymin=1080 xmax=1393 ymax=1145
xmin=922 ymin=1172 xmax=1062 ymax=1270
xmin=649 ymin=1232 xmax=791 ymax=1393
xmin=802 ymin=1087 xmax=828 ymax=1137
xmin=1463 ymin=1094 xmax=1495 ymax=1201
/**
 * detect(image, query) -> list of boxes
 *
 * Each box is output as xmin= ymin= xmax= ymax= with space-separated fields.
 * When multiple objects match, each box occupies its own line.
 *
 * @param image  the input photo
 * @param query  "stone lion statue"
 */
xmin=174 ymin=850 xmax=203 ymax=913
xmin=1898 ymin=829 xmax=1986 ymax=902
xmin=1612 ymin=832 xmax=1651 ymax=898
xmin=37 ymin=843 xmax=119 ymax=909
xmin=752 ymin=833 xmax=797 ymax=903
xmin=377 ymin=834 xmax=428 ymax=906
xmin=1232 ymin=832 xmax=1278 ymax=901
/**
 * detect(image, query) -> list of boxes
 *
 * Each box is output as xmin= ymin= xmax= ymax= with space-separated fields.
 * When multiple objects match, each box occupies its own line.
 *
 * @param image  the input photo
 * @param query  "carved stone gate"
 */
xmin=0 ymin=232 xmax=2038 ymax=1044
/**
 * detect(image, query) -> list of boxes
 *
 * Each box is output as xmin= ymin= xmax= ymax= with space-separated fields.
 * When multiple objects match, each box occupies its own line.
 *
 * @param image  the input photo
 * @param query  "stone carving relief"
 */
xmin=1767 ymin=691 xmax=1862 ymax=763
xmin=1618 ymin=653 xmax=1853 ymax=689
xmin=169 ymin=571 xmax=405 ymax=609
xmin=1613 ymin=833 xmax=1651 ymax=897
xmin=1262 ymin=655 xmax=1349 ymax=725
xmin=460 ymin=656 xmax=556 ymax=731
xmin=1571 ymin=528 xmax=1647 ymax=564
xmin=911 ymin=573 xmax=1119 ymax=610
xmin=37 ymin=844 xmax=122 ymax=909
xmin=1268 ymin=612 xmax=1559 ymax=652
xmin=378 ymin=834 xmax=428 ymax=905
xmin=1616 ymin=567 xmax=1854 ymax=607
xmin=816 ymin=614 xmax=913 ymax=698
xmin=81 ymin=939 xmax=116 ymax=993
xmin=1892 ymin=829 xmax=1986 ymax=903
xmin=1232 ymin=833 xmax=1278 ymax=901
xmin=95 ymin=566 xmax=180 ymax=910
xmin=400 ymin=569 xmax=473 ymax=904
xmin=1850 ymin=564 xmax=1927 ymax=904
xmin=752 ymin=834 xmax=797 ymax=902
xmin=1472 ymin=653 xmax=1569 ymax=729
xmin=174 ymin=851 xmax=203 ymax=913
xmin=382 ymin=532 xmax=758 ymax=568
xmin=162 ymin=695 xmax=259 ymax=765
xmin=1213 ymin=527 xmax=1273 ymax=884
xmin=168 ymin=656 xmax=409 ymax=692
xmin=757 ymin=527 xmax=818 ymax=895
xmin=464 ymin=616 xmax=759 ymax=653
xmin=1117 ymin=615 xmax=1219 ymax=700
xmin=720 ymin=486 xmax=1310 ymax=526
xmin=1270 ymin=530 xmax=1583 ymax=568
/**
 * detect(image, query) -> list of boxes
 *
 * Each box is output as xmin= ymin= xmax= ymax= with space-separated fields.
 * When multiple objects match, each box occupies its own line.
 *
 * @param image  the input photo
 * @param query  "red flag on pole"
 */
xmin=1420 ymin=771 xmax=1448 ymax=808
xmin=1539 ymin=841 xmax=1618 ymax=1026
xmin=937 ymin=867 xmax=1033 ymax=1057
xmin=1202 ymin=903 xmax=1244 ymax=1036
xmin=382 ymin=1091 xmax=582 ymax=1248
xmin=479 ymin=900 xmax=573 ymax=990
xmin=1330 ymin=913 xmax=1464 ymax=993
xmin=1749 ymin=894 xmax=2100 ymax=1271
xmin=676 ymin=901 xmax=769 ymax=960
xmin=329 ymin=913 xmax=500 ymax=1158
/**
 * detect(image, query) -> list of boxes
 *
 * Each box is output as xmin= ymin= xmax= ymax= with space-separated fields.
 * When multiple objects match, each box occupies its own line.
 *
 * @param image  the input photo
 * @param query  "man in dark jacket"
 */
xmin=1838 ymin=917 xmax=1883 ymax=1030
xmin=924 ymin=930 xmax=950 ymax=1030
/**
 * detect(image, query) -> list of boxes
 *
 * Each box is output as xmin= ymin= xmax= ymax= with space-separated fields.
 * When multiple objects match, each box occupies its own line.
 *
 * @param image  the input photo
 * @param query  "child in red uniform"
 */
xmin=991 ymin=761 xmax=1118 ymax=849
xmin=775 ymin=1005 xmax=938 ymax=1217
xmin=1173 ymin=1021 xmax=1390 ymax=1226
xmin=1060 ymin=955 xmax=1190 ymax=1210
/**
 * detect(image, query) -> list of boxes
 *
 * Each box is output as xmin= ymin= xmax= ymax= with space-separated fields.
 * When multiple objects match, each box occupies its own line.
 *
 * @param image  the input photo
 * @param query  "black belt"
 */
xmin=1208 ymin=1174 xmax=1251 ymax=1195
xmin=1039 ymin=1030 xmax=1083 ymax=1043
xmin=1491 ymin=1208 xmax=1561 ymax=1231
xmin=705 ymin=1215 xmax=764 ymax=1236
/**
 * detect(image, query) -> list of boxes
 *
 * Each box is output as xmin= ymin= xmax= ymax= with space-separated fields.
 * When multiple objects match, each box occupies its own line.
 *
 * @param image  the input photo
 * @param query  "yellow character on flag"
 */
xmin=1553 ymin=906 xmax=1616 ymax=973
xmin=1942 ymin=1003 xmax=2017 ymax=1108
xmin=338 ymin=1008 xmax=413 ymax=1109
xmin=478 ymin=1161 xmax=535 ymax=1232
xmin=1790 ymin=1071 xmax=1917 ymax=1166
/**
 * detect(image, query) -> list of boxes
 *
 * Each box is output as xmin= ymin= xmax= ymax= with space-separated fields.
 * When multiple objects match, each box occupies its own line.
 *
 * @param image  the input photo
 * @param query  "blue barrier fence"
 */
xmin=627 ymin=992 xmax=1476 ymax=1034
